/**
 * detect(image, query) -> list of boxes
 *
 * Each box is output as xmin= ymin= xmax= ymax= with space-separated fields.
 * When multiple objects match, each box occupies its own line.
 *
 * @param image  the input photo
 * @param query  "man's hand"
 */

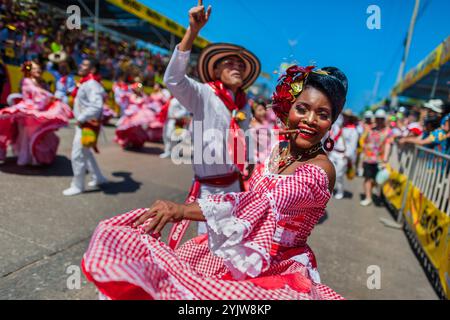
xmin=133 ymin=200 xmax=185 ymax=234
xmin=75 ymin=121 xmax=83 ymax=128
xmin=188 ymin=1 xmax=212 ymax=33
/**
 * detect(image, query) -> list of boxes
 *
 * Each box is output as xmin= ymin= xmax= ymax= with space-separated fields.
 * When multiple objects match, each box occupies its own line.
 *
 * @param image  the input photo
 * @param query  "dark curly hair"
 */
xmin=271 ymin=65 xmax=348 ymax=123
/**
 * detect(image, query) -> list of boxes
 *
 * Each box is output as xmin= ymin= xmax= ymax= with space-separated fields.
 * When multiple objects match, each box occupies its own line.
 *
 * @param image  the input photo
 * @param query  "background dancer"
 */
xmin=115 ymin=81 xmax=159 ymax=149
xmin=159 ymin=97 xmax=190 ymax=159
xmin=0 ymin=60 xmax=72 ymax=166
xmin=328 ymin=109 xmax=359 ymax=199
xmin=63 ymin=58 xmax=108 ymax=196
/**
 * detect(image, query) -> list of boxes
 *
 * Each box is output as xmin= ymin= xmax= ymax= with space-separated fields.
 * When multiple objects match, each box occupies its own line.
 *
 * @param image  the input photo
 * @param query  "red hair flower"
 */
xmin=271 ymin=65 xmax=328 ymax=123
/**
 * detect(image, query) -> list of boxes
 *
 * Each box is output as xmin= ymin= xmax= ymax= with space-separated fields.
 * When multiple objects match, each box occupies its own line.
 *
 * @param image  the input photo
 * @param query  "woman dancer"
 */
xmin=250 ymin=99 xmax=276 ymax=169
xmin=0 ymin=61 xmax=73 ymax=165
xmin=115 ymin=81 xmax=158 ymax=149
xmin=82 ymin=63 xmax=348 ymax=300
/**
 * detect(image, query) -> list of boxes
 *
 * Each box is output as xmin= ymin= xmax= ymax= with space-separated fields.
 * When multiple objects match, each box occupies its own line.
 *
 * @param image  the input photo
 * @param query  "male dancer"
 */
xmin=63 ymin=58 xmax=108 ymax=196
xmin=163 ymin=1 xmax=260 ymax=238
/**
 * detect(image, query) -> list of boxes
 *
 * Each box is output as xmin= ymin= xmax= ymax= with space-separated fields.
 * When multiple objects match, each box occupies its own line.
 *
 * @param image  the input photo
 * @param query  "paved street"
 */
xmin=0 ymin=124 xmax=438 ymax=300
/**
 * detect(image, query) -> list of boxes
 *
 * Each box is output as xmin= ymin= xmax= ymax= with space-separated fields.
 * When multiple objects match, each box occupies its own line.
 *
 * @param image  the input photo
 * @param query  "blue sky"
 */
xmin=142 ymin=0 xmax=450 ymax=113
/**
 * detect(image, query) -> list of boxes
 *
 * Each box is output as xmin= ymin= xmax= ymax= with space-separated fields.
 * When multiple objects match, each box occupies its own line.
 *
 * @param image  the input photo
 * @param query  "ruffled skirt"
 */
xmin=0 ymin=100 xmax=73 ymax=165
xmin=115 ymin=109 xmax=163 ymax=148
xmin=82 ymin=208 xmax=343 ymax=300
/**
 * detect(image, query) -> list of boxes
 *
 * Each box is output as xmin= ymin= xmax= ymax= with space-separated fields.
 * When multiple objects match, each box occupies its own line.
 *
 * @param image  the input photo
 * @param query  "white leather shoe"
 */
xmin=360 ymin=198 xmax=373 ymax=206
xmin=88 ymin=178 xmax=109 ymax=188
xmin=63 ymin=187 xmax=84 ymax=196
xmin=159 ymin=152 xmax=171 ymax=159
xmin=334 ymin=193 xmax=344 ymax=200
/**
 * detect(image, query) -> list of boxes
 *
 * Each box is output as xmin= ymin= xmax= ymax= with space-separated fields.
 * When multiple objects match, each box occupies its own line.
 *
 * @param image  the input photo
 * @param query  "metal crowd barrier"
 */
xmin=389 ymin=143 xmax=450 ymax=223
xmin=383 ymin=142 xmax=450 ymax=299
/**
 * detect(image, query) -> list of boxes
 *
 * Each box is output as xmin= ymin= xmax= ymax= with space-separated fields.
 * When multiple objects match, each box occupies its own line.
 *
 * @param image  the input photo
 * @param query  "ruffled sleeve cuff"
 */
xmin=197 ymin=194 xmax=272 ymax=280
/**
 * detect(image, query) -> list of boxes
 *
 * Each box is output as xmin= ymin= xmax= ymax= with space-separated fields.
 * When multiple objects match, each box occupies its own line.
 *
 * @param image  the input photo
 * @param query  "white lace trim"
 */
xmin=290 ymin=253 xmax=321 ymax=284
xmin=198 ymin=196 xmax=271 ymax=280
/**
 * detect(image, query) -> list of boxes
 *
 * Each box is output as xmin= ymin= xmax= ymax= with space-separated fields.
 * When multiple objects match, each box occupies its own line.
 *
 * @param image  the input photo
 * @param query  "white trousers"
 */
xmin=70 ymin=127 xmax=104 ymax=190
xmin=197 ymin=180 xmax=241 ymax=235
xmin=329 ymin=151 xmax=347 ymax=196
xmin=162 ymin=119 xmax=176 ymax=154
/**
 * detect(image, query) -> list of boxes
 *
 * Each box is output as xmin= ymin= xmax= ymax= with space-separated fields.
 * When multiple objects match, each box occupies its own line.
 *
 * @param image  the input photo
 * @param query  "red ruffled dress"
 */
xmin=0 ymin=78 xmax=73 ymax=165
xmin=82 ymin=159 xmax=343 ymax=300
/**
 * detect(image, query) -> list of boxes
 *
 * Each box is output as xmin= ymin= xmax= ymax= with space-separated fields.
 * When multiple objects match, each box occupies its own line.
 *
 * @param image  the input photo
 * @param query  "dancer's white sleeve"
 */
xmin=163 ymin=46 xmax=206 ymax=114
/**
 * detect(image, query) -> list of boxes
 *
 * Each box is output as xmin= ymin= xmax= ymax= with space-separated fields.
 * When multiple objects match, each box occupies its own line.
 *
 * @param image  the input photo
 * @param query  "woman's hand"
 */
xmin=188 ymin=1 xmax=212 ymax=34
xmin=133 ymin=200 xmax=185 ymax=234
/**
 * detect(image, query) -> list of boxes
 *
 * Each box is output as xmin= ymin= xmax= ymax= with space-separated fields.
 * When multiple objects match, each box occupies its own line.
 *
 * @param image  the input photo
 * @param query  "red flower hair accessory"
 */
xmin=271 ymin=65 xmax=329 ymax=122
xmin=21 ymin=61 xmax=33 ymax=75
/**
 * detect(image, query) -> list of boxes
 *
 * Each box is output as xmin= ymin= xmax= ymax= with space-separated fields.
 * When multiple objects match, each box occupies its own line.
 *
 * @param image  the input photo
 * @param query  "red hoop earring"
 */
xmin=323 ymin=136 xmax=335 ymax=152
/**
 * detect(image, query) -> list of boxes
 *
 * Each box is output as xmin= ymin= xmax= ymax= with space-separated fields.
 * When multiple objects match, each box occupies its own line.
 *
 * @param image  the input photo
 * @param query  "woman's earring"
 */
xmin=323 ymin=135 xmax=335 ymax=152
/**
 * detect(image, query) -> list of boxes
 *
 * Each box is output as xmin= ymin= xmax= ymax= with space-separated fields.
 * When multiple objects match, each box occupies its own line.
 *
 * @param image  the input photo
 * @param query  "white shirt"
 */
xmin=331 ymin=122 xmax=359 ymax=164
xmin=164 ymin=47 xmax=252 ymax=179
xmin=73 ymin=79 xmax=105 ymax=123
xmin=167 ymin=98 xmax=189 ymax=120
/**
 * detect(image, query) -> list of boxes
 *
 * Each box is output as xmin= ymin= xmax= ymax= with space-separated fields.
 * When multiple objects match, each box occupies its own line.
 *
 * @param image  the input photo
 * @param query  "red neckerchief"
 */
xmin=115 ymin=81 xmax=128 ymax=91
xmin=71 ymin=73 xmax=102 ymax=98
xmin=60 ymin=76 xmax=67 ymax=86
xmin=208 ymin=80 xmax=247 ymax=174
xmin=345 ymin=124 xmax=356 ymax=129
xmin=331 ymin=128 xmax=343 ymax=142
xmin=207 ymin=80 xmax=246 ymax=112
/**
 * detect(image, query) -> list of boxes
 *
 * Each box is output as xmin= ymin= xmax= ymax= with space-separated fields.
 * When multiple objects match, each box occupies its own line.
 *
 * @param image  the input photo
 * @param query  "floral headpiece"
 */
xmin=271 ymin=65 xmax=329 ymax=122
xmin=21 ymin=61 xmax=33 ymax=75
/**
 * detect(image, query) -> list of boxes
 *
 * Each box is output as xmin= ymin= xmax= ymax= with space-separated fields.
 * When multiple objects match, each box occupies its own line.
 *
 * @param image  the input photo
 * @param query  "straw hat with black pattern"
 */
xmin=197 ymin=43 xmax=261 ymax=90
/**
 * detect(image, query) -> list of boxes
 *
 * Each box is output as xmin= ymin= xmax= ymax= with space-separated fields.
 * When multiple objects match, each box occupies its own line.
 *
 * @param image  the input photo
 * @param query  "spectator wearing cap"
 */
xmin=424 ymin=99 xmax=444 ymax=117
xmin=399 ymin=113 xmax=450 ymax=155
xmin=360 ymin=109 xmax=394 ymax=206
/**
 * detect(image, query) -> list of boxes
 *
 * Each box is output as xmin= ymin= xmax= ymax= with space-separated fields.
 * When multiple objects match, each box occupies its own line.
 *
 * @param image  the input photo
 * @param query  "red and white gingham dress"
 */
xmin=82 ymin=162 xmax=344 ymax=300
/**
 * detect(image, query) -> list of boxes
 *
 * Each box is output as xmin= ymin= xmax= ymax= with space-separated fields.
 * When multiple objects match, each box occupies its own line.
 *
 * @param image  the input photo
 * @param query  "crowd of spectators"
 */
xmin=0 ymin=0 xmax=198 ymax=86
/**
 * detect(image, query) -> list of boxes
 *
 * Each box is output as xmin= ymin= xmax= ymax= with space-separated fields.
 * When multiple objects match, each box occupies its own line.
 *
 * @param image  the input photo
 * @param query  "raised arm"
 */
xmin=178 ymin=1 xmax=212 ymax=52
xmin=163 ymin=2 xmax=212 ymax=113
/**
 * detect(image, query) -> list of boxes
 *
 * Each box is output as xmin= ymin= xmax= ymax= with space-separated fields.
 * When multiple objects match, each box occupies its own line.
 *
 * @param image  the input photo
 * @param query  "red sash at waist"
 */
xmin=195 ymin=171 xmax=241 ymax=187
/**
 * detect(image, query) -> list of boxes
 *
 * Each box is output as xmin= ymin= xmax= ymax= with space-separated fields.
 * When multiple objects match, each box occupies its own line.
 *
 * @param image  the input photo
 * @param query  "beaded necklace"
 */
xmin=269 ymin=142 xmax=323 ymax=174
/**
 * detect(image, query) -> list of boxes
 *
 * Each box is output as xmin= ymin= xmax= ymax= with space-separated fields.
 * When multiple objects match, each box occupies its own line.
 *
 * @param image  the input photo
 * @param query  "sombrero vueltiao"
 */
xmin=198 ymin=43 xmax=261 ymax=90
xmin=48 ymin=51 xmax=68 ymax=64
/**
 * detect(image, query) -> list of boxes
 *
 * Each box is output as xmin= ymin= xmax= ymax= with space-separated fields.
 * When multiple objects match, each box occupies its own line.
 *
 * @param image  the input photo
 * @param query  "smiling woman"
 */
xmin=81 ymin=64 xmax=349 ymax=301
xmin=81 ymin=2 xmax=349 ymax=301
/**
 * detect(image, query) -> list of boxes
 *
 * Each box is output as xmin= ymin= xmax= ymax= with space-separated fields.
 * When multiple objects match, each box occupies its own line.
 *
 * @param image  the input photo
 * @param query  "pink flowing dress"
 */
xmin=82 ymin=146 xmax=343 ymax=300
xmin=0 ymin=78 xmax=73 ymax=165
xmin=115 ymin=93 xmax=159 ymax=148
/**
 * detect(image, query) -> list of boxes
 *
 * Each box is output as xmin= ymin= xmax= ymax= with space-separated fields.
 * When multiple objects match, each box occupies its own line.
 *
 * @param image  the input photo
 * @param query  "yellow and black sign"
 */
xmin=384 ymin=166 xmax=450 ymax=298
xmin=382 ymin=166 xmax=409 ymax=211
xmin=107 ymin=0 xmax=210 ymax=49
xmin=404 ymin=185 xmax=450 ymax=299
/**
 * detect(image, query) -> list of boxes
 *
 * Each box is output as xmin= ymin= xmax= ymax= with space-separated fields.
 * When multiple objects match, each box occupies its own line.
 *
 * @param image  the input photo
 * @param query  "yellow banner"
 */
xmin=440 ymin=35 xmax=450 ymax=67
xmin=392 ymin=36 xmax=449 ymax=96
xmin=382 ymin=167 xmax=408 ymax=210
xmin=106 ymin=0 xmax=209 ymax=49
xmin=404 ymin=185 xmax=450 ymax=298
